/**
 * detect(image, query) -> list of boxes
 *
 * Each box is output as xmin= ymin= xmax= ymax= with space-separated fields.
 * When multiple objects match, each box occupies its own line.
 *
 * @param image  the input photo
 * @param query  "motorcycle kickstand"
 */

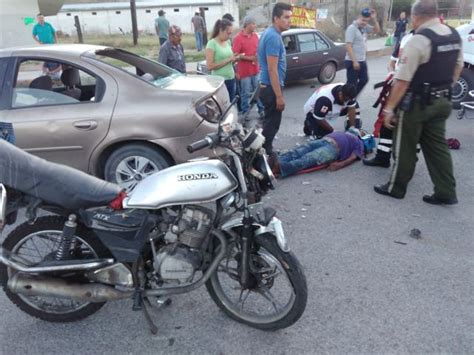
xmin=142 ymin=297 xmax=159 ymax=335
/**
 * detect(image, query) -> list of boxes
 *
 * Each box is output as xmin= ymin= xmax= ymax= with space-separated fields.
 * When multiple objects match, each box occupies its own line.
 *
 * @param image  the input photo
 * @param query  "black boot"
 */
xmin=363 ymin=156 xmax=390 ymax=168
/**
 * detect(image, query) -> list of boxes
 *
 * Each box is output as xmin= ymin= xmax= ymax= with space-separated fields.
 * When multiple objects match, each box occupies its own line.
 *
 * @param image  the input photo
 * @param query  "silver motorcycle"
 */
xmin=0 ymin=98 xmax=307 ymax=332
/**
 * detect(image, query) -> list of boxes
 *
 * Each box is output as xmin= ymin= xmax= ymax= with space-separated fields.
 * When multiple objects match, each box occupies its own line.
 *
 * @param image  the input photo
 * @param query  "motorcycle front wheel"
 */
xmin=0 ymin=216 xmax=110 ymax=322
xmin=206 ymin=233 xmax=307 ymax=331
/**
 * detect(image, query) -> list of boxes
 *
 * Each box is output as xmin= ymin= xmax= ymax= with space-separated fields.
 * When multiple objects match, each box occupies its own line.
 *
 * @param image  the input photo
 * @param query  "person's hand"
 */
xmin=353 ymin=61 xmax=360 ymax=70
xmin=229 ymin=54 xmax=238 ymax=63
xmin=328 ymin=162 xmax=340 ymax=172
xmin=383 ymin=109 xmax=397 ymax=129
xmin=276 ymin=95 xmax=285 ymax=111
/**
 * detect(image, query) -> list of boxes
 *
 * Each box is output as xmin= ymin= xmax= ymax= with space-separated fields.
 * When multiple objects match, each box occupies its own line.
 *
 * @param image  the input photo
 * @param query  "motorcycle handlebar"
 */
xmin=187 ymin=136 xmax=215 ymax=153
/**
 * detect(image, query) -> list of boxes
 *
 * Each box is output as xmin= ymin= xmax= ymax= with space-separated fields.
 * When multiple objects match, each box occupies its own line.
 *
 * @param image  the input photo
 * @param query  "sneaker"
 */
xmin=363 ymin=156 xmax=390 ymax=168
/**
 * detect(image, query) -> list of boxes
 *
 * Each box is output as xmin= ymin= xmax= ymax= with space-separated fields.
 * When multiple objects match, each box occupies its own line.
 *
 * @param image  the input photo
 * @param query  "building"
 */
xmin=0 ymin=0 xmax=64 ymax=48
xmin=47 ymin=0 xmax=239 ymax=36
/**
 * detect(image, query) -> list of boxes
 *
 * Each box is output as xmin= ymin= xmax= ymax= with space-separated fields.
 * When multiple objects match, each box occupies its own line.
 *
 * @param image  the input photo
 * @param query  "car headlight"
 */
xmin=196 ymin=97 xmax=221 ymax=123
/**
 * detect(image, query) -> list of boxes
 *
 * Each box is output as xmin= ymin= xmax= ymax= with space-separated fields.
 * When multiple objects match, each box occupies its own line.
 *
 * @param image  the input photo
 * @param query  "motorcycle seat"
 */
xmin=0 ymin=140 xmax=122 ymax=210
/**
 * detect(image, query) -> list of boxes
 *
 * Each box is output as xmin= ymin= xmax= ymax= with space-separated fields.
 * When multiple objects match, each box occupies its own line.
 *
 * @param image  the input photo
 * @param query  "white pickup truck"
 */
xmin=453 ymin=22 xmax=474 ymax=109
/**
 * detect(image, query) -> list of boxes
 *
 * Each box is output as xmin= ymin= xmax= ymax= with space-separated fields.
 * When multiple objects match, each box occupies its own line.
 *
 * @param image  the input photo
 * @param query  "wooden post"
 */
xmin=200 ymin=7 xmax=208 ymax=47
xmin=74 ymin=15 xmax=84 ymax=44
xmin=343 ymin=0 xmax=349 ymax=30
xmin=130 ymin=0 xmax=138 ymax=45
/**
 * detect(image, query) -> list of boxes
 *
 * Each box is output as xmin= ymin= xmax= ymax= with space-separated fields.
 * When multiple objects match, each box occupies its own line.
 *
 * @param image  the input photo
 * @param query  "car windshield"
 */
xmin=84 ymin=48 xmax=182 ymax=88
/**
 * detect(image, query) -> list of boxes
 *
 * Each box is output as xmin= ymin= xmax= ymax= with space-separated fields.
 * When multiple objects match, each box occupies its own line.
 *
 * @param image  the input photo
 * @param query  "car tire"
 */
xmin=452 ymin=67 xmax=474 ymax=109
xmin=104 ymin=143 xmax=171 ymax=191
xmin=318 ymin=62 xmax=337 ymax=84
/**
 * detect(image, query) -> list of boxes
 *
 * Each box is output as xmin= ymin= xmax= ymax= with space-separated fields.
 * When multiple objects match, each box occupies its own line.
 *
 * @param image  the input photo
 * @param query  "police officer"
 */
xmin=374 ymin=0 xmax=463 ymax=205
xmin=303 ymin=83 xmax=361 ymax=138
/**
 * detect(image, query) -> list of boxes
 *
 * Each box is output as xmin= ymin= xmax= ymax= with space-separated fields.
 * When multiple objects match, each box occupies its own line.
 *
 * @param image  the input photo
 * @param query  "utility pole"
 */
xmin=343 ymin=0 xmax=349 ymax=30
xmin=74 ymin=15 xmax=83 ymax=44
xmin=130 ymin=0 xmax=138 ymax=45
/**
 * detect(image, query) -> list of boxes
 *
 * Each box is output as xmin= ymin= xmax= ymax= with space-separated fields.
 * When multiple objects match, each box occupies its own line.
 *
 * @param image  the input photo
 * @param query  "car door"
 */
xmin=0 ymin=56 xmax=117 ymax=172
xmin=295 ymin=32 xmax=320 ymax=80
xmin=283 ymin=34 xmax=301 ymax=82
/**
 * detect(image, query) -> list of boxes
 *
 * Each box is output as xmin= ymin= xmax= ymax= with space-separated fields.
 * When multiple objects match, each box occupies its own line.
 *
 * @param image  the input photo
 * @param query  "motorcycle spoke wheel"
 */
xmin=0 ymin=216 xmax=110 ymax=322
xmin=9 ymin=230 xmax=98 ymax=314
xmin=211 ymin=246 xmax=296 ymax=323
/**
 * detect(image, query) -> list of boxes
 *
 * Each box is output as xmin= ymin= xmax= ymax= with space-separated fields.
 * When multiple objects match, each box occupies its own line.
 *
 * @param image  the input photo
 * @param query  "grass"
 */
xmin=58 ymin=33 xmax=205 ymax=62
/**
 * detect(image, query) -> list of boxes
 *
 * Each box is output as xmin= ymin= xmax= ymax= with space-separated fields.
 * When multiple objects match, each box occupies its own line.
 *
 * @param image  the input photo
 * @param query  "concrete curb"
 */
xmin=367 ymin=46 xmax=393 ymax=58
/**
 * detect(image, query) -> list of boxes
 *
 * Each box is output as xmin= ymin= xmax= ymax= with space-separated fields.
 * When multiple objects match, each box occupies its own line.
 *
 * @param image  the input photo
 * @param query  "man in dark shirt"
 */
xmin=394 ymin=12 xmax=409 ymax=48
xmin=158 ymin=25 xmax=186 ymax=73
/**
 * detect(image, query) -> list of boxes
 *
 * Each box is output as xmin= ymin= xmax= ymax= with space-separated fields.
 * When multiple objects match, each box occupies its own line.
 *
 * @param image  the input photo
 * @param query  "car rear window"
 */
xmin=85 ymin=48 xmax=181 ymax=87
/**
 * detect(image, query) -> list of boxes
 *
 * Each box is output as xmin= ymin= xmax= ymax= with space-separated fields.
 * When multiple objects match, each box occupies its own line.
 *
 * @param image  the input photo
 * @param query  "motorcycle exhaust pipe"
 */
xmin=8 ymin=274 xmax=133 ymax=302
xmin=0 ymin=247 xmax=114 ymax=273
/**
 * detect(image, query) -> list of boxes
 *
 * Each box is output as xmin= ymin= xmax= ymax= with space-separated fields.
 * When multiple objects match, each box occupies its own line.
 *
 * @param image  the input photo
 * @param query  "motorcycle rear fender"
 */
xmin=221 ymin=215 xmax=290 ymax=252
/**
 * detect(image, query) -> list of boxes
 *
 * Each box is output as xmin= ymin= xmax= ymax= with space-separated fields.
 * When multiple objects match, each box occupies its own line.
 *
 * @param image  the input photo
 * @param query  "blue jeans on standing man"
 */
xmin=345 ymin=60 xmax=369 ymax=96
xmin=195 ymin=32 xmax=203 ymax=52
xmin=278 ymin=138 xmax=338 ymax=178
xmin=225 ymin=79 xmax=236 ymax=102
xmin=239 ymin=74 xmax=264 ymax=115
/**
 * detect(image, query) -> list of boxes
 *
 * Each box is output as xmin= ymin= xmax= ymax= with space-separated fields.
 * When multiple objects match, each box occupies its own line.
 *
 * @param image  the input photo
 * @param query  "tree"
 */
xmin=390 ymin=0 xmax=412 ymax=20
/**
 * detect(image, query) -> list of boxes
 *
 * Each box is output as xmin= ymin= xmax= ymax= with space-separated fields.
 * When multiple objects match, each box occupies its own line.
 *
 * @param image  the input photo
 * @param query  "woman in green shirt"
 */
xmin=205 ymin=19 xmax=242 ymax=101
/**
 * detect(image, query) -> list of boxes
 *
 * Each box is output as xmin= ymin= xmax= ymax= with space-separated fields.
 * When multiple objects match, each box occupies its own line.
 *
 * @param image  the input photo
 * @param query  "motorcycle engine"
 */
xmin=154 ymin=207 xmax=212 ymax=284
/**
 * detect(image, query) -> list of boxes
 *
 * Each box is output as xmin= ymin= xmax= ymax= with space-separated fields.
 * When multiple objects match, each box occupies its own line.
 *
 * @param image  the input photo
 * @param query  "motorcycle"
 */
xmin=0 ymin=98 xmax=307 ymax=332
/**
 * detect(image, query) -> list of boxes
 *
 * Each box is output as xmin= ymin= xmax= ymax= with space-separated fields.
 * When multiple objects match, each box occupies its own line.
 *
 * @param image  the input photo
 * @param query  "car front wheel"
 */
xmin=104 ymin=143 xmax=171 ymax=191
xmin=452 ymin=67 xmax=474 ymax=109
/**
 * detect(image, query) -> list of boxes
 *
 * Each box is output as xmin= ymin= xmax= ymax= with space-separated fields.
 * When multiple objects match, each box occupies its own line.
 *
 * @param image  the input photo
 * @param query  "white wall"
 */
xmin=0 ymin=0 xmax=39 ymax=48
xmin=48 ymin=1 xmax=240 ymax=36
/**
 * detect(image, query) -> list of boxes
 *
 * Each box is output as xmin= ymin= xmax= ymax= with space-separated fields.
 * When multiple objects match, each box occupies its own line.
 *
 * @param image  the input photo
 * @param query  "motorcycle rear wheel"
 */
xmin=206 ymin=233 xmax=307 ymax=331
xmin=0 ymin=216 xmax=110 ymax=322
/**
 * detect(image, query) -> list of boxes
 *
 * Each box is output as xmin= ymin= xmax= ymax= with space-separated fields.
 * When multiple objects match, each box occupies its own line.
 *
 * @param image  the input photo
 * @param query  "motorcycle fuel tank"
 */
xmin=123 ymin=160 xmax=238 ymax=209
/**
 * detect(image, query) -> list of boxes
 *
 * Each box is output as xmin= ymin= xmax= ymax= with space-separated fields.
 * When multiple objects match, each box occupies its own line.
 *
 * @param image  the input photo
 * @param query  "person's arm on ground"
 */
xmin=267 ymin=56 xmax=285 ymax=111
xmin=328 ymin=152 xmax=358 ymax=171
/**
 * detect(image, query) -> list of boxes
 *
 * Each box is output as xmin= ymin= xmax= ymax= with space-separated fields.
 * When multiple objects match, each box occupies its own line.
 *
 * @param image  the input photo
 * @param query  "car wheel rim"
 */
xmin=115 ymin=156 xmax=159 ymax=192
xmin=322 ymin=64 xmax=335 ymax=81
xmin=453 ymin=78 xmax=468 ymax=102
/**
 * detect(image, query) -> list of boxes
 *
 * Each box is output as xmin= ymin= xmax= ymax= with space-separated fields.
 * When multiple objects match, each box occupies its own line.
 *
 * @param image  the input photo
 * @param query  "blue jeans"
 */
xmin=239 ymin=74 xmax=264 ymax=114
xmin=195 ymin=32 xmax=203 ymax=51
xmin=345 ymin=60 xmax=369 ymax=96
xmin=225 ymin=79 xmax=236 ymax=102
xmin=279 ymin=138 xmax=338 ymax=178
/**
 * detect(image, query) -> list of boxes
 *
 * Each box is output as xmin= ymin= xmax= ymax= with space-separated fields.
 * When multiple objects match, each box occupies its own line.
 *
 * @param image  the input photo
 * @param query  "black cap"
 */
xmin=158 ymin=9 xmax=165 ymax=16
xmin=361 ymin=8 xmax=371 ymax=18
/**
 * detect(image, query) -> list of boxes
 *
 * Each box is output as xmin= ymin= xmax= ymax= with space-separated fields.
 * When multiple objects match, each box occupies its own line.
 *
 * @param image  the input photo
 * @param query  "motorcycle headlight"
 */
xmin=196 ymin=97 xmax=221 ymax=123
xmin=243 ymin=128 xmax=265 ymax=152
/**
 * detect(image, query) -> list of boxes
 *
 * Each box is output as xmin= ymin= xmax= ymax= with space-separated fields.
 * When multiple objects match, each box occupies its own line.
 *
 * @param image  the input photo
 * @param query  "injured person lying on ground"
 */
xmin=270 ymin=129 xmax=373 ymax=178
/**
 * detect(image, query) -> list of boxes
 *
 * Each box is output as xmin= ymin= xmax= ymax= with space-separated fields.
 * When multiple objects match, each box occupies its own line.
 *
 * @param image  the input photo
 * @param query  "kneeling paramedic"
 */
xmin=303 ymin=83 xmax=361 ymax=138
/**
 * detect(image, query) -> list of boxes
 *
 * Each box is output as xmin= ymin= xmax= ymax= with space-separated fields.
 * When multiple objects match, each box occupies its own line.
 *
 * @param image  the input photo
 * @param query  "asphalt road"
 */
xmin=1 ymin=55 xmax=473 ymax=354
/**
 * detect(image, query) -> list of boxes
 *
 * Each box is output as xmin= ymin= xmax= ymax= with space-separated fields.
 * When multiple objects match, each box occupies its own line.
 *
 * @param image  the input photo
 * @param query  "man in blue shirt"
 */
xmin=155 ymin=10 xmax=170 ymax=46
xmin=258 ymin=2 xmax=291 ymax=155
xmin=32 ymin=13 xmax=57 ymax=44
